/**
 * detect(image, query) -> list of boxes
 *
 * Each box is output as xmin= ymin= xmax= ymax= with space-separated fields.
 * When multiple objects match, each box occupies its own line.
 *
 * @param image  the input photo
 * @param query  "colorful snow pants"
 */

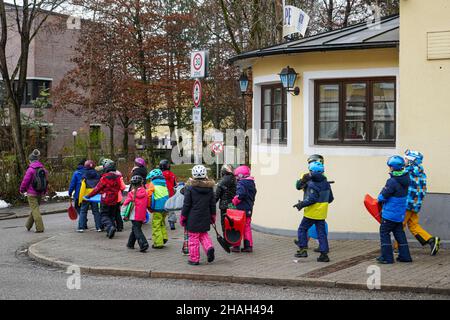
xmin=152 ymin=212 xmax=168 ymax=247
xmin=188 ymin=232 xmax=214 ymax=263
xmin=394 ymin=211 xmax=433 ymax=248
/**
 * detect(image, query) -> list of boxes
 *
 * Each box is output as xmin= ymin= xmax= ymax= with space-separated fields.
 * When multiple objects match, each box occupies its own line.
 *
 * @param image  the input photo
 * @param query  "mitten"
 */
xmin=232 ymin=196 xmax=241 ymax=207
xmin=210 ymin=214 xmax=216 ymax=225
xmin=293 ymin=201 xmax=304 ymax=211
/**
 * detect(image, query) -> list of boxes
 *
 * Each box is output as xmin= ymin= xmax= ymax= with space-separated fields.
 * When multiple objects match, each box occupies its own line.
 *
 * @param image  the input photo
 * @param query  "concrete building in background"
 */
xmin=0 ymin=4 xmax=135 ymax=157
xmin=231 ymin=0 xmax=450 ymax=241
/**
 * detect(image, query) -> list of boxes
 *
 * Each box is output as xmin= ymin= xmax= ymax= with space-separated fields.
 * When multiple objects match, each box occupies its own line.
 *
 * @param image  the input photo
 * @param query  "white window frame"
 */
xmin=303 ymin=68 xmax=400 ymax=157
xmin=252 ymin=74 xmax=293 ymax=155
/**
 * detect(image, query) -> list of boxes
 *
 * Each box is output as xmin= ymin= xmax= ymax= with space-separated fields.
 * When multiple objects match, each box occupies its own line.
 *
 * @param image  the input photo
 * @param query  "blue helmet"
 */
xmin=308 ymin=161 xmax=324 ymax=174
xmin=405 ymin=149 xmax=423 ymax=165
xmin=146 ymin=169 xmax=163 ymax=181
xmin=387 ymin=155 xmax=405 ymax=171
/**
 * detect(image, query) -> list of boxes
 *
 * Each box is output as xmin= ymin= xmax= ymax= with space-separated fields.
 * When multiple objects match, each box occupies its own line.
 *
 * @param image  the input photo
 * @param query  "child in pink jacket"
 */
xmin=124 ymin=176 xmax=149 ymax=252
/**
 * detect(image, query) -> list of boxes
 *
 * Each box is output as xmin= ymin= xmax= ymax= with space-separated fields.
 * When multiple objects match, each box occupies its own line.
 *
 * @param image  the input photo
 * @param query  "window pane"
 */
xmin=263 ymin=105 xmax=271 ymax=122
xmin=264 ymin=89 xmax=271 ymax=105
xmin=319 ymin=103 xmax=339 ymax=121
xmin=373 ymin=82 xmax=395 ymax=101
xmin=346 ymin=102 xmax=366 ymax=121
xmin=346 ymin=83 xmax=366 ymax=102
xmin=373 ymin=102 xmax=395 ymax=121
xmin=261 ymin=122 xmax=271 ymax=142
xmin=274 ymin=88 xmax=282 ymax=105
xmin=272 ymin=122 xmax=282 ymax=142
xmin=273 ymin=104 xmax=282 ymax=121
xmin=320 ymin=84 xmax=339 ymax=102
xmin=319 ymin=122 xmax=339 ymax=140
xmin=372 ymin=122 xmax=395 ymax=141
xmin=344 ymin=121 xmax=366 ymax=141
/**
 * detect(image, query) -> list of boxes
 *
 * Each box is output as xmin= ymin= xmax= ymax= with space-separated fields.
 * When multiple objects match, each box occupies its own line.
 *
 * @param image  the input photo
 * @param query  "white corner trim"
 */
xmin=303 ymin=67 xmax=400 ymax=157
xmin=252 ymin=74 xmax=292 ymax=155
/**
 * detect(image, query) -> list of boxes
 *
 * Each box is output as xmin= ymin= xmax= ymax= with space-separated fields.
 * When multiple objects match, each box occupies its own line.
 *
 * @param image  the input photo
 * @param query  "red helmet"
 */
xmin=84 ymin=160 xmax=95 ymax=169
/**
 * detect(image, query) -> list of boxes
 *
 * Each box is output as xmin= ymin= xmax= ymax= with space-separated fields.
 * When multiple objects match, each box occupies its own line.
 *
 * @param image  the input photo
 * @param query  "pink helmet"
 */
xmin=134 ymin=157 xmax=146 ymax=167
xmin=234 ymin=165 xmax=251 ymax=179
xmin=84 ymin=160 xmax=95 ymax=169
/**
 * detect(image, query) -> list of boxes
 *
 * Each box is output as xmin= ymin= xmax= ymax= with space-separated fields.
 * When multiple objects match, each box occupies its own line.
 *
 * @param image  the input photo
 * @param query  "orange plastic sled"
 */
xmin=224 ymin=208 xmax=246 ymax=246
xmin=364 ymin=194 xmax=382 ymax=223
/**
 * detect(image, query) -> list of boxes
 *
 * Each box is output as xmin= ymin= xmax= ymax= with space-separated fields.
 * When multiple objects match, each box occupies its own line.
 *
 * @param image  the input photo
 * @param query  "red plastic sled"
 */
xmin=68 ymin=201 xmax=78 ymax=221
xmin=364 ymin=194 xmax=382 ymax=223
xmin=224 ymin=208 xmax=246 ymax=246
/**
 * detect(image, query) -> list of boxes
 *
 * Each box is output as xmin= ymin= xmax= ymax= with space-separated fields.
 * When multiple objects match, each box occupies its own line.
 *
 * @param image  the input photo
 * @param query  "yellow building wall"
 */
xmin=399 ymin=0 xmax=450 ymax=193
xmin=251 ymin=49 xmax=399 ymax=234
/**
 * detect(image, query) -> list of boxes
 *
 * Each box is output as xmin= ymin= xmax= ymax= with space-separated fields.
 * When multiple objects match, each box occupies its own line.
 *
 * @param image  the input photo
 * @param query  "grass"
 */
xmin=171 ymin=164 xmax=217 ymax=182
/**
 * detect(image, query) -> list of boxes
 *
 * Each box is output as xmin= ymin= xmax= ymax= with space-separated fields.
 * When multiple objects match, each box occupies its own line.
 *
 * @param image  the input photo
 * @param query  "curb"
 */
xmin=0 ymin=209 xmax=66 ymax=221
xmin=27 ymin=241 xmax=450 ymax=296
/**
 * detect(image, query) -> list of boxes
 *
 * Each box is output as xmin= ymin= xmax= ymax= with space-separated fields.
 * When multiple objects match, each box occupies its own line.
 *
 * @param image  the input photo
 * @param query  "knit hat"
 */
xmin=29 ymin=149 xmax=41 ymax=162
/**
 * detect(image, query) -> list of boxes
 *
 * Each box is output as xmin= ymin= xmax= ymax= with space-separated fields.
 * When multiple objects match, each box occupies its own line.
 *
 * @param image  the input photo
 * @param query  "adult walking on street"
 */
xmin=19 ymin=149 xmax=48 ymax=233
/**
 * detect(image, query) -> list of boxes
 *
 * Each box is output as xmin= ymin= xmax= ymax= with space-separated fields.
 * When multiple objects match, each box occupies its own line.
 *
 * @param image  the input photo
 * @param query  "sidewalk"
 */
xmin=0 ymin=202 xmax=67 ymax=220
xmin=28 ymin=223 xmax=450 ymax=295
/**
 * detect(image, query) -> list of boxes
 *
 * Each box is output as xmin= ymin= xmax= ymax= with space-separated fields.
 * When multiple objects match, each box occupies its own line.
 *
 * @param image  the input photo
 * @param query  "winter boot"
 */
xmin=207 ymin=248 xmax=215 ymax=263
xmin=295 ymin=248 xmax=308 ymax=258
xmin=317 ymin=253 xmax=330 ymax=263
xmin=241 ymin=247 xmax=253 ymax=253
xmin=428 ymin=237 xmax=441 ymax=256
xmin=107 ymin=226 xmax=116 ymax=239
xmin=376 ymin=256 xmax=392 ymax=264
xmin=140 ymin=244 xmax=149 ymax=253
xmin=188 ymin=260 xmax=200 ymax=266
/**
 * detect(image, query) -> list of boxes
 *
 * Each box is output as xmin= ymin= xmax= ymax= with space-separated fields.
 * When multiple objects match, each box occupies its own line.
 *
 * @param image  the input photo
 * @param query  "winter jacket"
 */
xmin=131 ymin=166 xmax=148 ymax=181
xmin=235 ymin=177 xmax=257 ymax=213
xmin=87 ymin=172 xmax=122 ymax=206
xmin=123 ymin=186 xmax=149 ymax=222
xmin=77 ymin=168 xmax=100 ymax=206
xmin=405 ymin=164 xmax=427 ymax=213
xmin=19 ymin=161 xmax=48 ymax=196
xmin=300 ymin=173 xmax=334 ymax=220
xmin=378 ymin=172 xmax=409 ymax=223
xmin=146 ymin=176 xmax=169 ymax=212
xmin=181 ymin=178 xmax=216 ymax=233
xmin=162 ymin=170 xmax=177 ymax=197
xmin=68 ymin=165 xmax=85 ymax=202
xmin=215 ymin=173 xmax=237 ymax=211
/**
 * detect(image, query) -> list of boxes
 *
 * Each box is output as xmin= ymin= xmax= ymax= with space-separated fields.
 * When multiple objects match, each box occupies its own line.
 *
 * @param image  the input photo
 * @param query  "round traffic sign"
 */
xmin=192 ymin=80 xmax=202 ymax=108
xmin=193 ymin=53 xmax=203 ymax=71
xmin=211 ymin=142 xmax=224 ymax=154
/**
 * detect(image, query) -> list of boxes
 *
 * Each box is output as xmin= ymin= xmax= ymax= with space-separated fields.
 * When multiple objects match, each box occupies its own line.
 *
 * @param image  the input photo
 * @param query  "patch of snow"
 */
xmin=0 ymin=199 xmax=11 ymax=209
xmin=54 ymin=191 xmax=69 ymax=198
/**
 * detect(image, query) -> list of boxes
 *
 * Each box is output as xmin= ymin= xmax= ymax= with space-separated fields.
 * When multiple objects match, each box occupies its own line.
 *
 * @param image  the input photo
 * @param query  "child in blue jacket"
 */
xmin=293 ymin=161 xmax=333 ymax=263
xmin=377 ymin=155 xmax=412 ymax=264
xmin=68 ymin=158 xmax=86 ymax=216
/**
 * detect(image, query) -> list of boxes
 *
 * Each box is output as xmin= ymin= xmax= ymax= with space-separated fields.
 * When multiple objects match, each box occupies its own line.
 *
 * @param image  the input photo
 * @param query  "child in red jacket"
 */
xmin=86 ymin=160 xmax=122 ymax=239
xmin=124 ymin=175 xmax=149 ymax=252
xmin=159 ymin=159 xmax=178 ymax=230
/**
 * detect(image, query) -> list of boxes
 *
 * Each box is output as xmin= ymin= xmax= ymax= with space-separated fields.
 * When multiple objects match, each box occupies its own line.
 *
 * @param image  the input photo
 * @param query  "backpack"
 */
xmin=32 ymin=167 xmax=47 ymax=193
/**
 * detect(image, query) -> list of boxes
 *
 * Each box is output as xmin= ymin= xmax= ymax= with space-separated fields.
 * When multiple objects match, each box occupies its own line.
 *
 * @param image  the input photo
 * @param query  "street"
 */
xmin=0 ymin=213 xmax=448 ymax=300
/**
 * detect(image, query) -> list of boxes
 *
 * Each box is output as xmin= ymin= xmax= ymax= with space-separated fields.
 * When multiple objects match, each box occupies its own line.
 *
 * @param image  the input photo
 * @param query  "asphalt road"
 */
xmin=0 ymin=213 xmax=448 ymax=300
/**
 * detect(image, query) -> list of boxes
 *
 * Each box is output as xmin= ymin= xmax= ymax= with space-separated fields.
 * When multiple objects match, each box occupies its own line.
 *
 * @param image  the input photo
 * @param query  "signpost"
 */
xmin=211 ymin=142 xmax=224 ymax=179
xmin=192 ymin=80 xmax=202 ymax=108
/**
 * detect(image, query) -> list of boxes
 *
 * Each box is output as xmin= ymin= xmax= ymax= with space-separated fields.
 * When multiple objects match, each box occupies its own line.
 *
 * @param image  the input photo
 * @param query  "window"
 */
xmin=314 ymin=77 xmax=396 ymax=146
xmin=261 ymin=84 xmax=287 ymax=144
xmin=0 ymin=79 xmax=51 ymax=107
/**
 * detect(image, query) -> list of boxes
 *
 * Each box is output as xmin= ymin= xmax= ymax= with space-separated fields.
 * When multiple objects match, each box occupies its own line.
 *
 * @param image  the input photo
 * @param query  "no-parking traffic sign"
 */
xmin=192 ymin=80 xmax=202 ymax=108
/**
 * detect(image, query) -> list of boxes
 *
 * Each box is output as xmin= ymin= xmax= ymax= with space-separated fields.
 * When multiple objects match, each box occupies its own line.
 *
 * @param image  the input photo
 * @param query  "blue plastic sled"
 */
xmin=308 ymin=222 xmax=329 ymax=239
xmin=83 ymin=194 xmax=101 ymax=203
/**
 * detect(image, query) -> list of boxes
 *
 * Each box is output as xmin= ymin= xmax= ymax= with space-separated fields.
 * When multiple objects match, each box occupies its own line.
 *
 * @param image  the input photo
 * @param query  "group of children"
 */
xmin=69 ymin=157 xmax=257 ymax=265
xmin=293 ymin=150 xmax=441 ymax=264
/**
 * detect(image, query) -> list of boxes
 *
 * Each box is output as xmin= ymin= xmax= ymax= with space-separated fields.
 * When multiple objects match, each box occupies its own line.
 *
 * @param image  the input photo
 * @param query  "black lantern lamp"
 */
xmin=279 ymin=66 xmax=300 ymax=96
xmin=239 ymin=72 xmax=249 ymax=95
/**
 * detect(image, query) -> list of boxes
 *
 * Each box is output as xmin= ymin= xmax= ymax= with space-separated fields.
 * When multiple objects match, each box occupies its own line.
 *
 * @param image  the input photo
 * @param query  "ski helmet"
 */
xmin=405 ymin=149 xmax=423 ymax=165
xmin=130 ymin=175 xmax=144 ymax=186
xmin=103 ymin=159 xmax=116 ymax=173
xmin=234 ymin=165 xmax=251 ymax=179
xmin=84 ymin=160 xmax=95 ymax=169
xmin=387 ymin=155 xmax=405 ymax=171
xmin=159 ymin=159 xmax=171 ymax=171
xmin=307 ymin=154 xmax=324 ymax=164
xmin=221 ymin=164 xmax=234 ymax=176
xmin=134 ymin=157 xmax=146 ymax=167
xmin=308 ymin=161 xmax=324 ymax=174
xmin=192 ymin=165 xmax=207 ymax=179
xmin=101 ymin=158 xmax=112 ymax=167
xmin=146 ymin=169 xmax=163 ymax=181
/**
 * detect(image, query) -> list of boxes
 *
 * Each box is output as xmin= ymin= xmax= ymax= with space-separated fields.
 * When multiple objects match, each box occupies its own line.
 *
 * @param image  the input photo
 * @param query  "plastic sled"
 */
xmin=212 ymin=224 xmax=231 ymax=253
xmin=84 ymin=194 xmax=101 ymax=203
xmin=308 ymin=222 xmax=329 ymax=240
xmin=67 ymin=201 xmax=78 ymax=221
xmin=364 ymin=194 xmax=382 ymax=223
xmin=224 ymin=208 xmax=246 ymax=246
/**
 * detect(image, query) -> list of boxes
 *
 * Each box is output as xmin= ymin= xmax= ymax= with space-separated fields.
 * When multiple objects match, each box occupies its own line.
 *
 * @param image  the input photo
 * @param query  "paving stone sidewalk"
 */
xmin=28 ymin=221 xmax=450 ymax=295
xmin=0 ymin=202 xmax=68 ymax=220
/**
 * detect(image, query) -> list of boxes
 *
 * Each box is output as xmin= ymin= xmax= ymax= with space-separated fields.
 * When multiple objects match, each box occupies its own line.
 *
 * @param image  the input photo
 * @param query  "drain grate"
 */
xmin=300 ymin=249 xmax=379 ymax=279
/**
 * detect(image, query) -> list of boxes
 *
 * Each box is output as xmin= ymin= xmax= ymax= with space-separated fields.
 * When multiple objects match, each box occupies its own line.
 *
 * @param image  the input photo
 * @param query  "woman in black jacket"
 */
xmin=215 ymin=164 xmax=236 ymax=232
xmin=180 ymin=165 xmax=216 ymax=266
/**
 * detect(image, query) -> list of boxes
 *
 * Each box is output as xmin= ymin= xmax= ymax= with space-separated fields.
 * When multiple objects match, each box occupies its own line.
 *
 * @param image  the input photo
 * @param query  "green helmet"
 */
xmin=146 ymin=169 xmax=163 ymax=181
xmin=102 ymin=159 xmax=116 ymax=172
xmin=101 ymin=158 xmax=112 ymax=166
